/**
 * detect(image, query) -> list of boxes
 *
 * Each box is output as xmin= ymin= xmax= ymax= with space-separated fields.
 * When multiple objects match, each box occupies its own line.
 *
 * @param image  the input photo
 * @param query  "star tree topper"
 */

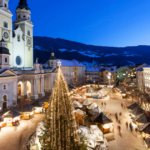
xmin=57 ymin=60 xmax=62 ymax=68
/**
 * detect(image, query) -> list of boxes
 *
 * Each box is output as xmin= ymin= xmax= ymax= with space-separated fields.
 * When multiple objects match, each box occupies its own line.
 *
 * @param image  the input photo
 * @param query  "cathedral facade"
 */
xmin=0 ymin=0 xmax=57 ymax=111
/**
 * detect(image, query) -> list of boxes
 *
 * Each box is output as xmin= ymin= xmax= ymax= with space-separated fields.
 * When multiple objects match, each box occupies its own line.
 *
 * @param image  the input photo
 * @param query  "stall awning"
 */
xmin=22 ymin=105 xmax=35 ymax=112
xmin=89 ymin=106 xmax=103 ymax=116
xmin=127 ymin=103 xmax=139 ymax=110
xmin=130 ymin=106 xmax=144 ymax=116
xmin=145 ymin=138 xmax=150 ymax=148
xmin=81 ymin=99 xmax=93 ymax=106
xmin=2 ymin=109 xmax=21 ymax=118
xmin=139 ymin=123 xmax=150 ymax=133
xmin=92 ymin=112 xmax=113 ymax=124
xmin=134 ymin=113 xmax=148 ymax=124
xmin=32 ymin=101 xmax=42 ymax=107
xmin=73 ymin=100 xmax=83 ymax=108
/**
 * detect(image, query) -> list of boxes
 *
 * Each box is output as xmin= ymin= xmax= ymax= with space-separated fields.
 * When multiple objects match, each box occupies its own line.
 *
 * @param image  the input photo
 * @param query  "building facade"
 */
xmin=85 ymin=67 xmax=100 ymax=84
xmin=44 ymin=57 xmax=86 ymax=85
xmin=99 ymin=66 xmax=116 ymax=86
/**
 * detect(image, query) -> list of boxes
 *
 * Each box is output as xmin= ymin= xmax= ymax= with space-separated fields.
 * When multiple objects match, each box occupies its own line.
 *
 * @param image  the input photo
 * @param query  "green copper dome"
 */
xmin=16 ymin=0 xmax=30 ymax=10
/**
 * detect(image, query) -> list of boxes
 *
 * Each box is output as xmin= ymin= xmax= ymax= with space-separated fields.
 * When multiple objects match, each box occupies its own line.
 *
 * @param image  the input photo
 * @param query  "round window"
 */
xmin=3 ymin=31 xmax=9 ymax=40
xmin=16 ymin=56 xmax=21 ymax=65
xmin=27 ymin=39 xmax=31 ymax=46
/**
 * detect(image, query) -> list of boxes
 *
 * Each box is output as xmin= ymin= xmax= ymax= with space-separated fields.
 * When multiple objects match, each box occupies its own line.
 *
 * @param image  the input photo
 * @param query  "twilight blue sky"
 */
xmin=10 ymin=0 xmax=150 ymax=47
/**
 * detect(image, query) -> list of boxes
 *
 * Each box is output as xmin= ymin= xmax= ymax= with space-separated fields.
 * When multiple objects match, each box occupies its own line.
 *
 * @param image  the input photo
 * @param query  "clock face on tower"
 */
xmin=3 ymin=30 xmax=9 ymax=41
xmin=27 ymin=38 xmax=31 ymax=46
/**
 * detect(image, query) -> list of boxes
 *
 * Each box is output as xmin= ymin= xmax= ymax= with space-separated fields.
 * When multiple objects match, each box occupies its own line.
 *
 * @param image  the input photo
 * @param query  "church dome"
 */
xmin=0 ymin=47 xmax=10 ymax=55
xmin=50 ymin=56 xmax=56 ymax=60
xmin=16 ymin=0 xmax=30 ymax=10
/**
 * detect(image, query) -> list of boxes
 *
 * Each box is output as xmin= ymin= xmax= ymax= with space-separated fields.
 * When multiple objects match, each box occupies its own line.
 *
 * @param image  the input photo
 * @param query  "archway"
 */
xmin=27 ymin=81 xmax=31 ymax=98
xmin=2 ymin=95 xmax=7 ymax=109
xmin=18 ymin=81 xmax=23 ymax=96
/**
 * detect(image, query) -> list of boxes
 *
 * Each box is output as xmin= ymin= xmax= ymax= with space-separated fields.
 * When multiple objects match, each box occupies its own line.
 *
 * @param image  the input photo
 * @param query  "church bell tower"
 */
xmin=12 ymin=0 xmax=34 ymax=68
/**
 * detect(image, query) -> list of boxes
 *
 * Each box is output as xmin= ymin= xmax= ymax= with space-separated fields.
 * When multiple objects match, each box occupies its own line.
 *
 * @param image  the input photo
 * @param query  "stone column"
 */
xmin=23 ymin=82 xmax=27 ymax=98
xmin=31 ymin=79 xmax=39 ymax=100
xmin=38 ymin=77 xmax=45 ymax=97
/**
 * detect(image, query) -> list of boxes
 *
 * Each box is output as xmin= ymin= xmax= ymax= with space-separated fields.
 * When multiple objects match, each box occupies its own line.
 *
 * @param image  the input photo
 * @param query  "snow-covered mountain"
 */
xmin=33 ymin=36 xmax=150 ymax=67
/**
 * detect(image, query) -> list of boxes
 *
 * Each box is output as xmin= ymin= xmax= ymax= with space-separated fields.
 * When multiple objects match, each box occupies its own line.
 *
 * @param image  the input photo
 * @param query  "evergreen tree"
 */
xmin=40 ymin=62 xmax=85 ymax=150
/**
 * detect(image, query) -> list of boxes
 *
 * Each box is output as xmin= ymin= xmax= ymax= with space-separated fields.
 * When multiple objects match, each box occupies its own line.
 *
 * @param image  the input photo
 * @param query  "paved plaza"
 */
xmin=93 ymin=92 xmax=147 ymax=150
xmin=0 ymin=91 xmax=147 ymax=150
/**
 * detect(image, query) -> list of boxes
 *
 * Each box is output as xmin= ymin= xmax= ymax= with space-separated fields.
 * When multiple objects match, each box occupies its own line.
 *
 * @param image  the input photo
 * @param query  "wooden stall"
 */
xmin=21 ymin=105 xmax=35 ymax=120
xmin=2 ymin=109 xmax=21 ymax=126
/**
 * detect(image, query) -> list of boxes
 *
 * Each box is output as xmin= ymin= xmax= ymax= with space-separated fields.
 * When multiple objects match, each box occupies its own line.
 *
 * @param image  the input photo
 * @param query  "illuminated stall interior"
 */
xmin=73 ymin=109 xmax=85 ymax=125
xmin=2 ymin=109 xmax=21 ymax=126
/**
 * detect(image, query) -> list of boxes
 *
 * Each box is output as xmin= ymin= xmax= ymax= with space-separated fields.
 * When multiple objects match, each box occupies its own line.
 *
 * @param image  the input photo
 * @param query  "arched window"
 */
xmin=3 ymin=85 xmax=7 ymax=90
xmin=18 ymin=15 xmax=20 ymax=19
xmin=5 ymin=58 xmax=7 ymax=62
xmin=27 ymin=30 xmax=30 ymax=36
xmin=17 ymin=35 xmax=20 ymax=42
xmin=28 ymin=17 xmax=30 ymax=20
xmin=23 ymin=14 xmax=26 ymax=18
xmin=3 ymin=22 xmax=8 ymax=28
xmin=2 ymin=95 xmax=7 ymax=101
xmin=4 ymin=3 xmax=7 ymax=8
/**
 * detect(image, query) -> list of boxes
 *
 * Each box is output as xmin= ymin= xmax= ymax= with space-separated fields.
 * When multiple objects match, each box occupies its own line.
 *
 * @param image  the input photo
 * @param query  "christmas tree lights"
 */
xmin=40 ymin=62 xmax=84 ymax=150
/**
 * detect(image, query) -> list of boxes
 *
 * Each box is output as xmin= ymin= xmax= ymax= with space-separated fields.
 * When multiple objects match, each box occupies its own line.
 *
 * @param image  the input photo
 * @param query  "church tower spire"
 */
xmin=16 ymin=0 xmax=30 ymax=10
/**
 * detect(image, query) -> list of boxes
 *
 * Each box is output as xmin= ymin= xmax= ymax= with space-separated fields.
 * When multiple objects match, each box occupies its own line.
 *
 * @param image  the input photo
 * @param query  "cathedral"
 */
xmin=0 ymin=0 xmax=85 ymax=111
xmin=0 ymin=0 xmax=58 ymax=111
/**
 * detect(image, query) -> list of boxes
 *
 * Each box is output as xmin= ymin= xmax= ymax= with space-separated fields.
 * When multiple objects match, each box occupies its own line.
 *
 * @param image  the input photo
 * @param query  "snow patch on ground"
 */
xmin=104 ymin=53 xmax=119 ymax=57
xmin=58 ymin=48 xmax=67 ymax=52
xmin=127 ymin=61 xmax=135 ymax=66
xmin=82 ymin=60 xmax=99 ymax=68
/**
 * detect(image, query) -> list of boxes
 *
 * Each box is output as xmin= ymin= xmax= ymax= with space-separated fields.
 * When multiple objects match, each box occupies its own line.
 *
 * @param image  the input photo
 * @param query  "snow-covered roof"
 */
xmin=86 ymin=67 xmax=100 ymax=72
xmin=73 ymin=109 xmax=85 ymax=116
xmin=143 ymin=65 xmax=150 ymax=68
xmin=100 ymin=66 xmax=116 ymax=73
xmin=57 ymin=59 xmax=85 ymax=67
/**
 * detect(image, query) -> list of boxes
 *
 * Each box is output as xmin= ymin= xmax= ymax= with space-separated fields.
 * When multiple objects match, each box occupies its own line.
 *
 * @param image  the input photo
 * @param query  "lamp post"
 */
xmin=107 ymin=72 xmax=111 ymax=114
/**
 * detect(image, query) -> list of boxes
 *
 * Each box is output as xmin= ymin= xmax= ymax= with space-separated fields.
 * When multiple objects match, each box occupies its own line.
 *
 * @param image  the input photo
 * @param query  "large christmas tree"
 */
xmin=40 ymin=61 xmax=84 ymax=150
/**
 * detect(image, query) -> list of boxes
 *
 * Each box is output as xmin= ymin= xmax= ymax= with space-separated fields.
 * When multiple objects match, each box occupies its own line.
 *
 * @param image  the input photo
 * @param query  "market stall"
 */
xmin=92 ymin=112 xmax=113 ymax=133
xmin=21 ymin=105 xmax=35 ymax=120
xmin=32 ymin=101 xmax=43 ymax=114
xmin=2 ymin=109 xmax=21 ymax=126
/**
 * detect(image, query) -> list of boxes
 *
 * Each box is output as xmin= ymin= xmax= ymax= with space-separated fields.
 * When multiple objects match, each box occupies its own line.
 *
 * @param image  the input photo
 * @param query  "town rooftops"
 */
xmin=86 ymin=67 xmax=100 ymax=72
xmin=56 ymin=59 xmax=85 ymax=67
xmin=100 ymin=66 xmax=116 ymax=73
